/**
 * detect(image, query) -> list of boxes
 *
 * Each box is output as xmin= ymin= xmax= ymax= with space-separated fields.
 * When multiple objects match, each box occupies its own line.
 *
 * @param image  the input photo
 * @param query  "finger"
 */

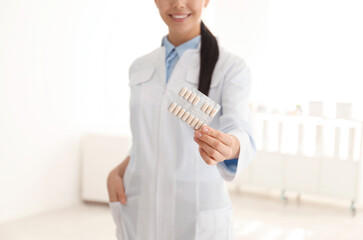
xmin=108 ymin=191 xmax=119 ymax=202
xmin=194 ymin=133 xmax=232 ymax=158
xmin=194 ymin=137 xmax=225 ymax=162
xmin=117 ymin=181 xmax=127 ymax=204
xmin=199 ymin=125 xmax=233 ymax=146
xmin=107 ymin=181 xmax=119 ymax=202
xmin=199 ymin=146 xmax=218 ymax=165
xmin=117 ymin=191 xmax=127 ymax=205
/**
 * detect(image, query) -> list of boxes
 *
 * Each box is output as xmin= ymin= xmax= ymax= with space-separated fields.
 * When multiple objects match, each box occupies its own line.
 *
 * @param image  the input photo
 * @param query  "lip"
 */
xmin=168 ymin=13 xmax=192 ymax=23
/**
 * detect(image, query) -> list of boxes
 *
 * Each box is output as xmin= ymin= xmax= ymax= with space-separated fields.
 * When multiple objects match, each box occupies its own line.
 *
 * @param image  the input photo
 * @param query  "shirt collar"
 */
xmin=162 ymin=35 xmax=201 ymax=59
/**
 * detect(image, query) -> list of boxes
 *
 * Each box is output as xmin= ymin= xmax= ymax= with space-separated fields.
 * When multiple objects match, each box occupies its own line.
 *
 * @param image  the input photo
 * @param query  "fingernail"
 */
xmin=203 ymin=127 xmax=208 ymax=133
xmin=195 ymin=131 xmax=202 ymax=138
xmin=121 ymin=198 xmax=126 ymax=204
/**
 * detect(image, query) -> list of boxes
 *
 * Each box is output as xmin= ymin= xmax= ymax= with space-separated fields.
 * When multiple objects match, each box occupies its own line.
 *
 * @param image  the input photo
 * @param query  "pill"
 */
xmin=173 ymin=105 xmax=181 ymax=115
xmin=195 ymin=120 xmax=203 ymax=130
xmin=188 ymin=93 xmax=196 ymax=103
xmin=184 ymin=90 xmax=192 ymax=100
xmin=182 ymin=111 xmax=190 ymax=121
xmin=201 ymin=103 xmax=209 ymax=112
xmin=187 ymin=115 xmax=194 ymax=124
xmin=192 ymin=96 xmax=200 ymax=105
xmin=177 ymin=108 xmax=186 ymax=118
xmin=191 ymin=118 xmax=199 ymax=127
xmin=179 ymin=87 xmax=188 ymax=97
xmin=206 ymin=105 xmax=213 ymax=115
xmin=168 ymin=102 xmax=177 ymax=113
xmin=210 ymin=108 xmax=218 ymax=117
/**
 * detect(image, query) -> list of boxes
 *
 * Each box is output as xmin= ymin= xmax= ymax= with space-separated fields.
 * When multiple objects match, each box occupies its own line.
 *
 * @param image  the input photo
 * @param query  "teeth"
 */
xmin=172 ymin=15 xmax=188 ymax=19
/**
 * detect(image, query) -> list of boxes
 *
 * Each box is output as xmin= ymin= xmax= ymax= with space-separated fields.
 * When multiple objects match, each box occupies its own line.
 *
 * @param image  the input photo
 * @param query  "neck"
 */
xmin=167 ymin=25 xmax=201 ymax=47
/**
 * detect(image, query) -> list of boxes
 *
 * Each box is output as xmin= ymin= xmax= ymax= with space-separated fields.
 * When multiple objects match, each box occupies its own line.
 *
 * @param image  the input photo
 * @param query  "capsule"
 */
xmin=190 ymin=118 xmax=199 ymax=128
xmin=201 ymin=103 xmax=209 ymax=112
xmin=192 ymin=96 xmax=200 ymax=105
xmin=188 ymin=93 xmax=196 ymax=103
xmin=186 ymin=115 xmax=194 ymax=124
xmin=210 ymin=108 xmax=218 ymax=117
xmin=168 ymin=102 xmax=177 ymax=113
xmin=173 ymin=106 xmax=181 ymax=115
xmin=179 ymin=87 xmax=188 ymax=97
xmin=182 ymin=111 xmax=190 ymax=121
xmin=206 ymin=105 xmax=213 ymax=115
xmin=184 ymin=90 xmax=192 ymax=100
xmin=177 ymin=108 xmax=186 ymax=118
xmin=195 ymin=120 xmax=203 ymax=130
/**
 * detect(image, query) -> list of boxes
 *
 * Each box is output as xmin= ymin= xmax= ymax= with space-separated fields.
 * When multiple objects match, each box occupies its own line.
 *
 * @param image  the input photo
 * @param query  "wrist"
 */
xmin=109 ymin=168 xmax=123 ymax=179
xmin=229 ymin=134 xmax=240 ymax=159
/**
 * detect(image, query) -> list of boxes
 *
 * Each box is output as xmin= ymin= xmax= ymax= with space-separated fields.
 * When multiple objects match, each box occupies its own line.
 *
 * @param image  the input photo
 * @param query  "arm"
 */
xmin=194 ymin=58 xmax=256 ymax=181
xmin=109 ymin=155 xmax=130 ymax=178
xmin=216 ymin=59 xmax=256 ymax=181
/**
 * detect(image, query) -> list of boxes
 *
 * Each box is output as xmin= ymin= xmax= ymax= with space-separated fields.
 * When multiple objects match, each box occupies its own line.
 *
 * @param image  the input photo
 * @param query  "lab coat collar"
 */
xmin=151 ymin=46 xmax=200 ymax=70
xmin=161 ymin=35 xmax=201 ymax=60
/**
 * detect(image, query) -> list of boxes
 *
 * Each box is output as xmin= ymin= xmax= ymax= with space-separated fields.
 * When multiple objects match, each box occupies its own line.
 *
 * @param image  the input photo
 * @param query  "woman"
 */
xmin=107 ymin=0 xmax=256 ymax=239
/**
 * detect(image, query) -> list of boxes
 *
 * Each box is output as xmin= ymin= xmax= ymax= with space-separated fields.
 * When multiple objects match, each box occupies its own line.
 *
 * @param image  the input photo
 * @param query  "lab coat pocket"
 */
xmin=117 ymin=197 xmax=140 ymax=240
xmin=197 ymin=206 xmax=234 ymax=240
xmin=129 ymin=66 xmax=155 ymax=86
xmin=109 ymin=201 xmax=124 ymax=240
xmin=129 ymin=66 xmax=157 ymax=115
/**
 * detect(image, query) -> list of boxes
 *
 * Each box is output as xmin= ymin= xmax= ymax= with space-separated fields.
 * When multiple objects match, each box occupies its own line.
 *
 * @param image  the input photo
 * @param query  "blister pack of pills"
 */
xmin=168 ymin=87 xmax=221 ymax=130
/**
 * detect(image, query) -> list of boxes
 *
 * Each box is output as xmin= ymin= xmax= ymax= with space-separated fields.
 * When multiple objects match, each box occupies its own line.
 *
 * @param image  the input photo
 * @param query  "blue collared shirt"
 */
xmin=162 ymin=35 xmax=201 ymax=82
xmin=161 ymin=35 xmax=238 ymax=173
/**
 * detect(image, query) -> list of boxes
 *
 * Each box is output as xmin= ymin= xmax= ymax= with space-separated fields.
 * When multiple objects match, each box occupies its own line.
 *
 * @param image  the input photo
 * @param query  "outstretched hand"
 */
xmin=193 ymin=125 xmax=240 ymax=165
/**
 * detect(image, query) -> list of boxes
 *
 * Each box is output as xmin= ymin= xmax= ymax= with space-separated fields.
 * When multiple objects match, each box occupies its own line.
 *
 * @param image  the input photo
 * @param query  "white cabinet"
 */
xmin=81 ymin=134 xmax=131 ymax=202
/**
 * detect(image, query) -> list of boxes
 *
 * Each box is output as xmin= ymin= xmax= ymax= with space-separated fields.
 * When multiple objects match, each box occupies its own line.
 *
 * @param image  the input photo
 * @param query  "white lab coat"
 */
xmin=109 ymin=43 xmax=256 ymax=240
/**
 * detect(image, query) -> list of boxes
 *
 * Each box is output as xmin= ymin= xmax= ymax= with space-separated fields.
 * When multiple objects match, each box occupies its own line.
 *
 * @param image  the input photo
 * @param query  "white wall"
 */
xmin=0 ymin=0 xmax=165 ymax=223
xmin=0 ymin=0 xmax=82 ymax=223
xmin=214 ymin=0 xmax=363 ymax=118
xmin=214 ymin=0 xmax=270 ymax=107
xmin=265 ymin=0 xmax=363 ymax=117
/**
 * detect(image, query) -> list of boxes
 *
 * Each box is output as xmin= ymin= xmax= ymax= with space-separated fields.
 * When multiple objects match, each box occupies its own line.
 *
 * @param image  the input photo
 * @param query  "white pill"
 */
xmin=192 ymin=96 xmax=200 ymax=105
xmin=177 ymin=108 xmax=186 ymax=118
xmin=210 ymin=108 xmax=218 ymax=117
xmin=188 ymin=93 xmax=196 ymax=103
xmin=190 ymin=118 xmax=199 ymax=127
xmin=168 ymin=102 xmax=177 ymax=113
xmin=195 ymin=120 xmax=203 ymax=130
xmin=201 ymin=103 xmax=209 ymax=112
xmin=173 ymin=105 xmax=181 ymax=115
xmin=179 ymin=87 xmax=188 ymax=97
xmin=184 ymin=90 xmax=192 ymax=100
xmin=206 ymin=105 xmax=213 ymax=115
xmin=187 ymin=115 xmax=194 ymax=124
xmin=182 ymin=111 xmax=190 ymax=121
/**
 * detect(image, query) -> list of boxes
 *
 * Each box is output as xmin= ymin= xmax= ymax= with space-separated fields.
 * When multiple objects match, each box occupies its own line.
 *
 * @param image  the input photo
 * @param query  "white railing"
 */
xmin=232 ymin=112 xmax=363 ymax=215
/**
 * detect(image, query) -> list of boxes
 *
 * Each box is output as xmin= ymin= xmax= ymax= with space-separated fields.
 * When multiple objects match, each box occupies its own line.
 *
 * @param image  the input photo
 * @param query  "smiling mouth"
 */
xmin=169 ymin=14 xmax=191 ymax=20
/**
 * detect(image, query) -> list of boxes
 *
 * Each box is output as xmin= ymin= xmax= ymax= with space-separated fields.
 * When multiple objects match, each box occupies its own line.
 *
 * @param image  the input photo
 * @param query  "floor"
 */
xmin=0 ymin=192 xmax=361 ymax=240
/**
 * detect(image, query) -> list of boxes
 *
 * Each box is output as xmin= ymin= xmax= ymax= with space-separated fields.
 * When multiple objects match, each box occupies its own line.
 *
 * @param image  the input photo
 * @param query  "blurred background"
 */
xmin=1 ymin=0 xmax=363 ymax=239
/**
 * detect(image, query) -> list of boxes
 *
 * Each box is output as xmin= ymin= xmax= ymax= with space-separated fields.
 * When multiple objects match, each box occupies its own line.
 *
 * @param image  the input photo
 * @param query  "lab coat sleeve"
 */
xmin=216 ymin=58 xmax=256 ymax=182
